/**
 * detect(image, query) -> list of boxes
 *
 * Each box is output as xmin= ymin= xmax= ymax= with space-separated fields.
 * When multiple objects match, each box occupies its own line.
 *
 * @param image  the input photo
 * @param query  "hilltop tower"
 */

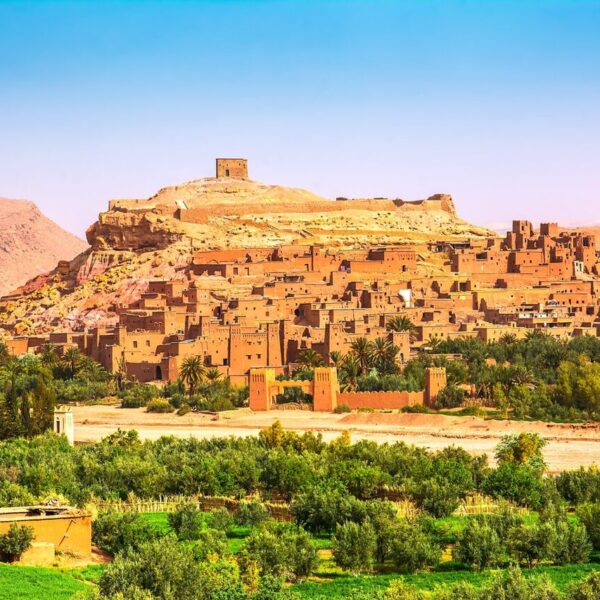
xmin=424 ymin=367 xmax=447 ymax=407
xmin=216 ymin=158 xmax=248 ymax=180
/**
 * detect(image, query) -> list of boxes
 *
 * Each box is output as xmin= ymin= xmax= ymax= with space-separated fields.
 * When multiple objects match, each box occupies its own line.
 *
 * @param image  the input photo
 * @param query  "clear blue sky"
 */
xmin=1 ymin=0 xmax=599 ymax=236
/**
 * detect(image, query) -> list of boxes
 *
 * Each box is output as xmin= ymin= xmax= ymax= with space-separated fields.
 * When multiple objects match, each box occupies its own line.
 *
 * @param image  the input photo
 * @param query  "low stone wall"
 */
xmin=338 ymin=390 xmax=424 ymax=410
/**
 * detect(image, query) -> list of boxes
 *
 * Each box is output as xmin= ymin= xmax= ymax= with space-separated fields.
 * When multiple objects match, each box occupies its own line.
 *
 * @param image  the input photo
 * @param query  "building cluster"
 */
xmin=4 ymin=221 xmax=600 ymax=409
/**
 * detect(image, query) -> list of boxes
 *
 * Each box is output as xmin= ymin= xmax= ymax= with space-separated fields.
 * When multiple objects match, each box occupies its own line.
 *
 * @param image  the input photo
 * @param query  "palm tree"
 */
xmin=329 ymin=351 xmax=344 ymax=368
xmin=179 ymin=356 xmax=206 ymax=397
xmin=499 ymin=333 xmax=517 ymax=346
xmin=387 ymin=316 xmax=417 ymax=343
xmin=426 ymin=336 xmax=442 ymax=352
xmin=205 ymin=367 xmax=223 ymax=382
xmin=39 ymin=344 xmax=59 ymax=369
xmin=370 ymin=337 xmax=400 ymax=375
xmin=298 ymin=348 xmax=325 ymax=369
xmin=339 ymin=354 xmax=360 ymax=392
xmin=62 ymin=347 xmax=82 ymax=379
xmin=350 ymin=338 xmax=374 ymax=375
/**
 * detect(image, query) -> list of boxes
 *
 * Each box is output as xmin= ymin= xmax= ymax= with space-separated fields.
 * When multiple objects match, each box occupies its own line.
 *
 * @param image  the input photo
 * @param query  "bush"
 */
xmin=506 ymin=522 xmax=556 ymax=568
xmin=99 ymin=535 xmax=202 ymax=598
xmin=383 ymin=579 xmax=426 ymax=600
xmin=410 ymin=479 xmax=462 ymax=518
xmin=389 ymin=519 xmax=441 ymax=574
xmin=452 ymin=517 xmax=502 ymax=570
xmin=235 ymin=499 xmax=270 ymax=528
xmin=238 ymin=523 xmax=318 ymax=582
xmin=92 ymin=511 xmax=161 ymax=555
xmin=333 ymin=404 xmax=351 ymax=414
xmin=435 ymin=384 xmax=466 ymax=409
xmin=168 ymin=502 xmax=203 ymax=541
xmin=177 ymin=404 xmax=191 ymax=416
xmin=119 ymin=384 xmax=160 ymax=408
xmin=481 ymin=566 xmax=560 ymax=599
xmin=576 ymin=503 xmax=600 ymax=550
xmin=567 ymin=572 xmax=600 ymax=600
xmin=552 ymin=519 xmax=591 ymax=565
xmin=0 ymin=523 xmax=34 ymax=562
xmin=192 ymin=528 xmax=229 ymax=561
xmin=332 ymin=520 xmax=376 ymax=575
xmin=146 ymin=398 xmax=175 ymax=413
xmin=206 ymin=507 xmax=234 ymax=533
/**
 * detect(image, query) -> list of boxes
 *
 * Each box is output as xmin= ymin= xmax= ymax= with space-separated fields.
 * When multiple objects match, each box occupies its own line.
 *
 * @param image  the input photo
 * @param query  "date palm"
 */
xmin=298 ymin=348 xmax=325 ymax=369
xmin=62 ymin=347 xmax=83 ymax=379
xmin=387 ymin=316 xmax=417 ymax=343
xmin=179 ymin=356 xmax=206 ymax=397
xmin=205 ymin=367 xmax=223 ymax=382
xmin=350 ymin=337 xmax=374 ymax=375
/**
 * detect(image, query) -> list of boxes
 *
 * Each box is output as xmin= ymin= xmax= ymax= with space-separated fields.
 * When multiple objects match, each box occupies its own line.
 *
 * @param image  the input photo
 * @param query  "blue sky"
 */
xmin=0 ymin=0 xmax=599 ymax=236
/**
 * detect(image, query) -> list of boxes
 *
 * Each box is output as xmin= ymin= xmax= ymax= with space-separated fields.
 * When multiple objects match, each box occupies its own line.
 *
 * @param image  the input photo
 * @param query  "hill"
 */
xmin=0 ymin=176 xmax=493 ymax=335
xmin=0 ymin=197 xmax=87 ymax=297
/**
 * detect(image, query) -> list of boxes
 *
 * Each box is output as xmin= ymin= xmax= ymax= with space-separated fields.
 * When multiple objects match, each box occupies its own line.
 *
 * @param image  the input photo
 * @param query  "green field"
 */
xmin=0 ymin=512 xmax=599 ymax=599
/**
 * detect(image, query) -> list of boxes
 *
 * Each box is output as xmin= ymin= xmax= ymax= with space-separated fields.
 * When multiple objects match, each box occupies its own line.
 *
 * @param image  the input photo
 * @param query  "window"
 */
xmin=133 ymin=341 xmax=138 ymax=349
xmin=226 ymin=168 xmax=230 ymax=176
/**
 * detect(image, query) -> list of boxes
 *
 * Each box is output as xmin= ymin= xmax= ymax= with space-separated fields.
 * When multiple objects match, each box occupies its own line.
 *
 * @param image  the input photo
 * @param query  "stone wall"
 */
xmin=338 ymin=390 xmax=423 ymax=410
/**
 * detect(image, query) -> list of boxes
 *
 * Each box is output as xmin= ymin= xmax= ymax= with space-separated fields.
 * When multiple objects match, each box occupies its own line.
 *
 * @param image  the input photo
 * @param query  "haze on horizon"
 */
xmin=0 ymin=0 xmax=599 ymax=238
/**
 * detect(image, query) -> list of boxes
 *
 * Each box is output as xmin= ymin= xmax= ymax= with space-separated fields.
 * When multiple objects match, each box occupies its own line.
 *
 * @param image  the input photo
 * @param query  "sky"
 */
xmin=0 ymin=0 xmax=599 ymax=237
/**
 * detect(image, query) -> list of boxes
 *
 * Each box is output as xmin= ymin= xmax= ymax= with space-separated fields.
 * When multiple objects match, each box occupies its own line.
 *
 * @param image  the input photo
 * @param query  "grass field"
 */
xmin=0 ymin=512 xmax=598 ymax=599
xmin=0 ymin=564 xmax=87 ymax=600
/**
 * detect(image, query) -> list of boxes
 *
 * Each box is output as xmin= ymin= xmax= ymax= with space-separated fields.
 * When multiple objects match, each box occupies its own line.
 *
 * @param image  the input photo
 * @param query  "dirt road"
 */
xmin=73 ymin=406 xmax=600 ymax=472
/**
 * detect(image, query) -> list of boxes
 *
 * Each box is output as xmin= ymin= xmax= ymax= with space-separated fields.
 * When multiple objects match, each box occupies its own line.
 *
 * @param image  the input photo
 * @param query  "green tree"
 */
xmin=179 ymin=356 xmax=206 ymax=397
xmin=0 ymin=523 xmax=34 ymax=562
xmin=389 ymin=519 xmax=441 ymax=574
xmin=567 ymin=572 xmax=600 ymax=600
xmin=168 ymin=501 xmax=203 ymax=541
xmin=297 ymin=348 xmax=325 ymax=369
xmin=332 ymin=520 xmax=376 ymax=575
xmin=350 ymin=338 xmax=374 ymax=376
xmin=452 ymin=517 xmax=502 ymax=571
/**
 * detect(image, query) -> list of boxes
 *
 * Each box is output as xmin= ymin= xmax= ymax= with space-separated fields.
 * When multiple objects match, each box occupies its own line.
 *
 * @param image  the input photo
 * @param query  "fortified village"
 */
xmin=1 ymin=159 xmax=599 ymax=412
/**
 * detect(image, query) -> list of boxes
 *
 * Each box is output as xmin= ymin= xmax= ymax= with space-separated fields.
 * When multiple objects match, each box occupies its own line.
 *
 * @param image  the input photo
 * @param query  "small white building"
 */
xmin=53 ymin=406 xmax=74 ymax=445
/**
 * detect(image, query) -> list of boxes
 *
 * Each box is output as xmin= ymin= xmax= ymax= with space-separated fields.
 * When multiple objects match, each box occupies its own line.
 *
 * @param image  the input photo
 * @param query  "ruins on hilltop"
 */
xmin=1 ymin=161 xmax=599 ymax=412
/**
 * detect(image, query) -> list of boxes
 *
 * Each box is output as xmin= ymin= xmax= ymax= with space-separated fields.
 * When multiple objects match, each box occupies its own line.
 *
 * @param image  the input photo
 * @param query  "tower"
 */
xmin=313 ymin=367 xmax=339 ymax=412
xmin=54 ymin=406 xmax=74 ymax=445
xmin=424 ymin=367 xmax=447 ymax=407
xmin=216 ymin=158 xmax=248 ymax=180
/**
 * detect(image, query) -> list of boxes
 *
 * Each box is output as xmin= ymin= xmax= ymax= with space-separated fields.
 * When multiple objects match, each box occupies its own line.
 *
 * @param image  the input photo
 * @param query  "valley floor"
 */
xmin=73 ymin=406 xmax=600 ymax=472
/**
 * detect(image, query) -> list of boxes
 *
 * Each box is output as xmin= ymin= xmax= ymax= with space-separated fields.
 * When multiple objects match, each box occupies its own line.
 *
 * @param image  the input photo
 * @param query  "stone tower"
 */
xmin=424 ymin=367 xmax=447 ymax=407
xmin=216 ymin=158 xmax=248 ymax=180
xmin=313 ymin=367 xmax=339 ymax=412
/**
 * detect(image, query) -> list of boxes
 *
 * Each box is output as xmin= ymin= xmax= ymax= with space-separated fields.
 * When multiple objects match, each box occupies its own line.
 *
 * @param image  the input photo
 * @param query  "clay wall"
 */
xmin=338 ymin=390 xmax=423 ymax=410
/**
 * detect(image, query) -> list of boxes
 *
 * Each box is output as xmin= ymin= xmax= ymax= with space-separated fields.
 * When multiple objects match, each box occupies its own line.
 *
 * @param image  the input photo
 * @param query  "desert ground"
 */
xmin=73 ymin=406 xmax=600 ymax=472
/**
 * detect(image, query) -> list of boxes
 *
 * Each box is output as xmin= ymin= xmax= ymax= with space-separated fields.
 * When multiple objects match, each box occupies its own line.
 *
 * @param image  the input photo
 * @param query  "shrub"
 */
xmin=146 ymin=398 xmax=174 ymax=413
xmin=383 ymin=579 xmax=426 ymax=600
xmin=99 ymin=535 xmax=202 ymax=598
xmin=235 ymin=500 xmax=270 ymax=528
xmin=435 ymin=384 xmax=466 ymax=409
xmin=168 ymin=501 xmax=203 ymax=541
xmin=434 ymin=582 xmax=479 ymax=600
xmin=551 ymin=519 xmax=591 ymax=565
xmin=506 ymin=522 xmax=556 ymax=568
xmin=333 ymin=404 xmax=351 ymax=414
xmin=0 ymin=523 xmax=34 ymax=562
xmin=389 ymin=519 xmax=441 ymax=574
xmin=120 ymin=384 xmax=159 ymax=408
xmin=576 ymin=503 xmax=600 ymax=550
xmin=238 ymin=523 xmax=318 ymax=582
xmin=410 ymin=479 xmax=461 ymax=518
xmin=206 ymin=507 xmax=234 ymax=533
xmin=452 ymin=517 xmax=502 ymax=570
xmin=567 ymin=572 xmax=600 ymax=600
xmin=92 ymin=511 xmax=161 ymax=555
xmin=192 ymin=528 xmax=229 ymax=561
xmin=481 ymin=566 xmax=560 ymax=599
xmin=332 ymin=520 xmax=376 ymax=575
xmin=177 ymin=404 xmax=191 ymax=416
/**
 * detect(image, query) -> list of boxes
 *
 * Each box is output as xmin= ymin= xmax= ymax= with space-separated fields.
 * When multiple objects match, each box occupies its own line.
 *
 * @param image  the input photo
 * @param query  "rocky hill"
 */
xmin=0 ymin=197 xmax=87 ymax=297
xmin=0 ymin=177 xmax=493 ymax=336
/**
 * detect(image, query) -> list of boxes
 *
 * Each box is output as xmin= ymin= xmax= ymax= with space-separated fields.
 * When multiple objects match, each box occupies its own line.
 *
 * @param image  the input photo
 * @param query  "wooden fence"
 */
xmin=92 ymin=491 xmax=521 ymax=521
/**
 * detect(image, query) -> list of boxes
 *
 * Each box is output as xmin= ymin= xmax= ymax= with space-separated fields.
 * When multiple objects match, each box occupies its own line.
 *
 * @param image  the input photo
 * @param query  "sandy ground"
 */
xmin=73 ymin=406 xmax=600 ymax=472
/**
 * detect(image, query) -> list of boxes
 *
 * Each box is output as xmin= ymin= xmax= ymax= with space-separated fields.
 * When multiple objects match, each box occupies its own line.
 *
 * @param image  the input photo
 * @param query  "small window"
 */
xmin=133 ymin=341 xmax=138 ymax=349
xmin=226 ymin=169 xmax=230 ymax=176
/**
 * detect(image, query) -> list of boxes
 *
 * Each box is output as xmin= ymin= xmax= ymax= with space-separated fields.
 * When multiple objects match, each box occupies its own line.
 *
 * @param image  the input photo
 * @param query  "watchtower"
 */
xmin=424 ymin=367 xmax=447 ymax=407
xmin=216 ymin=158 xmax=248 ymax=180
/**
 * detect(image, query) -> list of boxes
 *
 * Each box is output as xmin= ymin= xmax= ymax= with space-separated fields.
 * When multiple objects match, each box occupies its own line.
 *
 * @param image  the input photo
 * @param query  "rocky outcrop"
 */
xmin=0 ymin=197 xmax=88 ymax=296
